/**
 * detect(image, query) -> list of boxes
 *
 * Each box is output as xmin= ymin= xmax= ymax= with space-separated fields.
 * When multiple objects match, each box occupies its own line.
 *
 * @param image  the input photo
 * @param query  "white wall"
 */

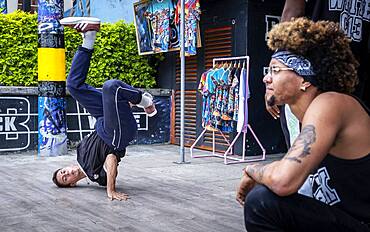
xmin=7 ymin=0 xmax=18 ymax=13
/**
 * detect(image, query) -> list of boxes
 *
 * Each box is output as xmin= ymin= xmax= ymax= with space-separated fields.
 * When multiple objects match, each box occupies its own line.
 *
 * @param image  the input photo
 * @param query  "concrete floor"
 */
xmin=0 ymin=145 xmax=281 ymax=232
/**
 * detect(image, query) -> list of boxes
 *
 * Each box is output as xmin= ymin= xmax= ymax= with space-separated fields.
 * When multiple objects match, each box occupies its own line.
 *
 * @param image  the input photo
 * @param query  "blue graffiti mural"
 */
xmin=64 ymin=0 xmax=90 ymax=17
xmin=134 ymin=2 xmax=153 ymax=53
xmin=0 ymin=0 xmax=6 ymax=14
xmin=38 ymin=97 xmax=67 ymax=156
xmin=38 ymin=0 xmax=64 ymax=34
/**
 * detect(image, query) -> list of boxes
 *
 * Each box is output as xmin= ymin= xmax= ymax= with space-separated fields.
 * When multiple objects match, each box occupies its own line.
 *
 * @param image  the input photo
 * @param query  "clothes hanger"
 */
xmin=228 ymin=61 xmax=233 ymax=69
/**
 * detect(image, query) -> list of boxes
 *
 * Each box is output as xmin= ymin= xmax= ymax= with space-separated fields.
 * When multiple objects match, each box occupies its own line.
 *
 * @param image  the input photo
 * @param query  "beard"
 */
xmin=266 ymin=95 xmax=276 ymax=107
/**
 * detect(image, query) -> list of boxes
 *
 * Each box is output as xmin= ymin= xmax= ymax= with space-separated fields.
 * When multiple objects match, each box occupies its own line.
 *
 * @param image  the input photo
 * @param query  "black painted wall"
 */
xmin=0 ymin=94 xmax=170 ymax=152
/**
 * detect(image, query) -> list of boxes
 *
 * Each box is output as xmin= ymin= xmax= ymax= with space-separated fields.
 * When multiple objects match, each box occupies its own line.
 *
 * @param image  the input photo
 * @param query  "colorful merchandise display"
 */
xmin=134 ymin=0 xmax=201 ymax=55
xmin=198 ymin=61 xmax=250 ymax=133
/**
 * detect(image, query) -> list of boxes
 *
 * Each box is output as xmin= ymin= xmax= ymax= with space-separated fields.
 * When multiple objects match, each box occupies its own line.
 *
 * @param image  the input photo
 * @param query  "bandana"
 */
xmin=272 ymin=50 xmax=317 ymax=86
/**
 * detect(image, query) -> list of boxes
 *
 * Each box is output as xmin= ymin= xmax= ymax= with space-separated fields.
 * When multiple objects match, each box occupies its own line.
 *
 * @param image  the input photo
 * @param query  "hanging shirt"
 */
xmin=236 ymin=67 xmax=250 ymax=133
xmin=228 ymin=67 xmax=239 ymax=121
xmin=145 ymin=0 xmax=175 ymax=52
xmin=221 ymin=67 xmax=236 ymax=120
xmin=175 ymin=0 xmax=201 ymax=56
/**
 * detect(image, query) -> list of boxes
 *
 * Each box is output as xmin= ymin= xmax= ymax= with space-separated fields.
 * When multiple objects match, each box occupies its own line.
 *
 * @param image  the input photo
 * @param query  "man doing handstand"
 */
xmin=52 ymin=17 xmax=156 ymax=201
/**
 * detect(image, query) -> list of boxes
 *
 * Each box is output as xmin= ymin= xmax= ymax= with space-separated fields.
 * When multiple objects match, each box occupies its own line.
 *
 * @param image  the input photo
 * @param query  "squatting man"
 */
xmin=236 ymin=18 xmax=370 ymax=231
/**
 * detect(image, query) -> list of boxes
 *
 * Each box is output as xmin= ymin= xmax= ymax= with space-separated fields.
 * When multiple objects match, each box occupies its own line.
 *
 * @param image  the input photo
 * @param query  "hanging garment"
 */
xmin=169 ymin=0 xmax=180 ymax=49
xmin=145 ymin=0 xmax=175 ymax=52
xmin=175 ymin=0 xmax=201 ymax=56
xmin=209 ymin=68 xmax=224 ymax=129
xmin=221 ymin=67 xmax=236 ymax=120
xmin=236 ymin=66 xmax=250 ymax=133
xmin=200 ymin=68 xmax=222 ymax=129
xmin=213 ymin=68 xmax=230 ymax=117
xmin=232 ymin=67 xmax=241 ymax=122
xmin=198 ymin=69 xmax=211 ymax=128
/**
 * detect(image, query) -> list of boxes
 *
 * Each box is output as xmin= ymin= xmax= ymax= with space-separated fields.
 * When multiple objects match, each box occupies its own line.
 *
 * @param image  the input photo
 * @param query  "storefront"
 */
xmin=157 ymin=0 xmax=288 ymax=156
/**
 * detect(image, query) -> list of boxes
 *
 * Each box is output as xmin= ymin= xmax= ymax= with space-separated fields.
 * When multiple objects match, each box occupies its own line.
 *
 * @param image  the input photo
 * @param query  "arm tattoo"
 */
xmin=284 ymin=124 xmax=316 ymax=164
xmin=246 ymin=163 xmax=267 ymax=182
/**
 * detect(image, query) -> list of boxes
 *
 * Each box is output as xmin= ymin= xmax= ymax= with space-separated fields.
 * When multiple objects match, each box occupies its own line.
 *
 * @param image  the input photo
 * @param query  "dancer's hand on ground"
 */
xmin=236 ymin=170 xmax=256 ymax=206
xmin=108 ymin=191 xmax=129 ymax=201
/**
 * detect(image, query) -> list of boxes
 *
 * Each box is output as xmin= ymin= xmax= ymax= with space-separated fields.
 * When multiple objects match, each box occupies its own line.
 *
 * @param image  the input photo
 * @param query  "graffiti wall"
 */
xmin=0 ymin=0 xmax=6 ymax=14
xmin=0 ymin=93 xmax=171 ymax=153
xmin=37 ymin=0 xmax=67 ymax=156
xmin=38 ymin=97 xmax=67 ymax=156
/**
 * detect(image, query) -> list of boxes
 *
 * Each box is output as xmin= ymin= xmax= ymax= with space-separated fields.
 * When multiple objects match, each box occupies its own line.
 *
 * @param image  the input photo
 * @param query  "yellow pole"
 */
xmin=37 ymin=0 xmax=67 ymax=156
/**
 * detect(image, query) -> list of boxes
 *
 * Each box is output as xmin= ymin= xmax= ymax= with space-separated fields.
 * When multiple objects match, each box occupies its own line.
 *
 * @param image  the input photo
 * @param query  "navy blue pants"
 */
xmin=244 ymin=185 xmax=370 ymax=232
xmin=67 ymin=46 xmax=142 ymax=151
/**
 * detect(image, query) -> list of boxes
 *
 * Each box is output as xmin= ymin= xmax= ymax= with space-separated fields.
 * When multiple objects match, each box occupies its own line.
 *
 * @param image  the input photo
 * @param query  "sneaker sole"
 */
xmin=60 ymin=17 xmax=100 ymax=25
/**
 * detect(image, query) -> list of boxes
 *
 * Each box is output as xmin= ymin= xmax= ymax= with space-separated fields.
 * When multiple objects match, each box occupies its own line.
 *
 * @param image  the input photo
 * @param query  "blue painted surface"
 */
xmin=91 ymin=0 xmax=135 ymax=23
xmin=38 ymin=96 xmax=68 ymax=156
xmin=0 ymin=0 xmax=6 ymax=14
xmin=38 ymin=0 xmax=64 ymax=33
xmin=64 ymin=0 xmax=90 ymax=17
xmin=64 ymin=0 xmax=135 ymax=23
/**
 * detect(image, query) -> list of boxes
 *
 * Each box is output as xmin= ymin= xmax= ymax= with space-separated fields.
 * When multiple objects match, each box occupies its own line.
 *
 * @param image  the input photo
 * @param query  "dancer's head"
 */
xmin=52 ymin=165 xmax=84 ymax=187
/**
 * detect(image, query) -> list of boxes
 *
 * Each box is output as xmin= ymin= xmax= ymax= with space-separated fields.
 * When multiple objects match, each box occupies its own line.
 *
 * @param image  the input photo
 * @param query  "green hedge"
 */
xmin=0 ymin=11 xmax=161 ymax=88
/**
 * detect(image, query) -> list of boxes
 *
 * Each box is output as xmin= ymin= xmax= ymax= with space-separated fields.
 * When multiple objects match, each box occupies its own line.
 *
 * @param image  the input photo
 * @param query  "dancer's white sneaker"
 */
xmin=137 ymin=92 xmax=157 ymax=117
xmin=60 ymin=17 xmax=101 ymax=32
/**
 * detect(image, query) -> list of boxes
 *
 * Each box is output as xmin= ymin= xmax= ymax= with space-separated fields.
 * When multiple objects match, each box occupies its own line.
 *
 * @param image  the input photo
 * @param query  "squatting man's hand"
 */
xmin=265 ymin=95 xmax=280 ymax=119
xmin=236 ymin=168 xmax=256 ymax=206
xmin=107 ymin=191 xmax=130 ymax=201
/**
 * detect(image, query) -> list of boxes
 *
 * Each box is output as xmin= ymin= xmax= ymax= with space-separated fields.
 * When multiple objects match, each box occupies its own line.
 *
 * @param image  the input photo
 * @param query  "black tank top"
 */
xmin=299 ymin=96 xmax=370 ymax=223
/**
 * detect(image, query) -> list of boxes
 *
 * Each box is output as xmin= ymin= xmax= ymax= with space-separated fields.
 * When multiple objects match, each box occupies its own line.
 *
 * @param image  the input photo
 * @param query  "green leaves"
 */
xmin=0 ymin=12 xmax=161 ymax=88
xmin=0 ymin=11 xmax=38 ymax=86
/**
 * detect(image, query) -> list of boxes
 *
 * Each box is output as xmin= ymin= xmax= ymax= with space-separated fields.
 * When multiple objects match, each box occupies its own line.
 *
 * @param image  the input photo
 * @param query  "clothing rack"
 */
xmin=190 ymin=56 xmax=266 ymax=164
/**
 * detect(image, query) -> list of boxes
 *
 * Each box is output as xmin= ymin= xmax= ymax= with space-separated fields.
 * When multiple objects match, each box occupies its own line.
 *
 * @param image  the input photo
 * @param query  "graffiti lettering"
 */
xmin=38 ymin=82 xmax=66 ymax=98
xmin=329 ymin=0 xmax=370 ymax=42
xmin=0 ymin=117 xmax=16 ymax=131
xmin=38 ymin=34 xmax=65 ymax=48
xmin=265 ymin=15 xmax=280 ymax=41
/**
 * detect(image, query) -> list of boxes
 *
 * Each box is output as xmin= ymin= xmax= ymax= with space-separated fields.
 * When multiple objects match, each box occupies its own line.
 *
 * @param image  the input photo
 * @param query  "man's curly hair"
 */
xmin=267 ymin=17 xmax=359 ymax=93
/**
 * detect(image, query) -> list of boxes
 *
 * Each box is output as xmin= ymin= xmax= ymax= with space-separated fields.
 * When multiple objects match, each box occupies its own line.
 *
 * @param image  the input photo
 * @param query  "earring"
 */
xmin=300 ymin=86 xmax=306 ymax=91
